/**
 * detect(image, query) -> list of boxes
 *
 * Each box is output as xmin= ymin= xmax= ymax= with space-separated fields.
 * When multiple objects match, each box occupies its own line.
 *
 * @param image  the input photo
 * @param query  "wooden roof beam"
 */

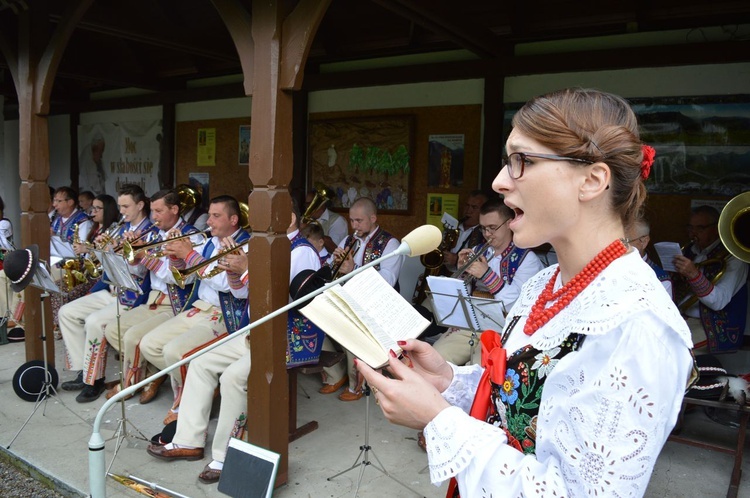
xmin=371 ymin=0 xmax=504 ymax=59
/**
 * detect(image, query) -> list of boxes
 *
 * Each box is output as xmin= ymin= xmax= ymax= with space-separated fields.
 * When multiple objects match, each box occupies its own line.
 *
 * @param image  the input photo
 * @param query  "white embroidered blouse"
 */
xmin=424 ymin=249 xmax=694 ymax=497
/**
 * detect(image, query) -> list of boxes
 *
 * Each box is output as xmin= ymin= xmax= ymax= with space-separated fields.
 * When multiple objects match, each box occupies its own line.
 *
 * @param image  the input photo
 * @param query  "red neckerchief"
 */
xmin=446 ymin=328 xmax=522 ymax=498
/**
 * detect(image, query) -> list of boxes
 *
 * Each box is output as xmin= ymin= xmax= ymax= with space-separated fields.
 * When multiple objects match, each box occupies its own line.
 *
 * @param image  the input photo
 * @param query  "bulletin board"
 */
xmin=309 ymin=105 xmax=482 ymax=240
xmin=175 ymin=117 xmax=253 ymax=204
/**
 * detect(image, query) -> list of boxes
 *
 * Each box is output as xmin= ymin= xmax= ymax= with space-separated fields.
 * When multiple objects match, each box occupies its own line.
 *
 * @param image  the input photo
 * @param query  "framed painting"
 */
xmin=308 ymin=115 xmax=415 ymax=213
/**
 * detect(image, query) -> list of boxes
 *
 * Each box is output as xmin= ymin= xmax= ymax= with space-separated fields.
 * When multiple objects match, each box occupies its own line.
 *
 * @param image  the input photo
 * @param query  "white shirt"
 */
xmin=0 ymin=219 xmax=13 ymax=251
xmin=474 ymin=245 xmax=544 ymax=311
xmin=288 ymin=230 xmax=321 ymax=284
xmin=196 ymin=230 xmax=248 ymax=306
xmin=425 ymin=249 xmax=693 ymax=498
xmin=182 ymin=207 xmax=209 ymax=231
xmin=318 ymin=208 xmax=348 ymax=246
xmin=684 ymin=239 xmax=748 ymax=318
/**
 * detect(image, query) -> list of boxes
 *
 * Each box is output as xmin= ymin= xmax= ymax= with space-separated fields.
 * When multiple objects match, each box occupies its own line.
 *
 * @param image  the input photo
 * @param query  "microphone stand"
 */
xmin=89 ymin=225 xmax=441 ymax=498
xmin=328 ymin=382 xmax=424 ymax=497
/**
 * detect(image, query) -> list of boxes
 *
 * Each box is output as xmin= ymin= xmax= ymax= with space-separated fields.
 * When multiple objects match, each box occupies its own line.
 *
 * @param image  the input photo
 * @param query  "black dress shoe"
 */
xmin=61 ymin=371 xmax=85 ymax=391
xmin=76 ymin=378 xmax=106 ymax=403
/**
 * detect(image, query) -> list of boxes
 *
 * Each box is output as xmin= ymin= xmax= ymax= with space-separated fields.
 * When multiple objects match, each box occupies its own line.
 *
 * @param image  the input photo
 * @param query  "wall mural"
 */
xmin=308 ymin=116 xmax=414 ymax=213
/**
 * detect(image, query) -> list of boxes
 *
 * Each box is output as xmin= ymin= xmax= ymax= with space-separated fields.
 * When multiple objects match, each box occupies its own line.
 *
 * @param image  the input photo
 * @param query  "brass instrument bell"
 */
xmin=177 ymin=184 xmax=202 ymax=217
xmin=719 ymin=191 xmax=750 ymax=263
xmin=302 ymin=183 xmax=336 ymax=225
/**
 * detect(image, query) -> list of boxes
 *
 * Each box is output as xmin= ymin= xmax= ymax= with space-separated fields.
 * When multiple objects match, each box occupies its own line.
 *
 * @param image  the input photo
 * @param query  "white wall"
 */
xmin=504 ymin=62 xmax=750 ymax=103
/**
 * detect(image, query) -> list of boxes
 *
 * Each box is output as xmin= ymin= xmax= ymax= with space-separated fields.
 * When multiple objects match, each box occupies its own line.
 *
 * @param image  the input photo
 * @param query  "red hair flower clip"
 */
xmin=641 ymin=145 xmax=656 ymax=180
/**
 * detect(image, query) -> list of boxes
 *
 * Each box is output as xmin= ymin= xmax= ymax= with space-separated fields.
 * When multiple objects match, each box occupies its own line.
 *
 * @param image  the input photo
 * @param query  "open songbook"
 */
xmin=299 ymin=267 xmax=430 ymax=368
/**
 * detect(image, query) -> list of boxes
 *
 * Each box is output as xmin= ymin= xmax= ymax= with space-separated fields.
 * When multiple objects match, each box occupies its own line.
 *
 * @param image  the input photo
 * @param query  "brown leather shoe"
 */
xmin=338 ymin=389 xmax=364 ymax=402
xmin=163 ymin=410 xmax=179 ymax=425
xmin=105 ymin=384 xmax=138 ymax=401
xmin=139 ymin=376 xmax=166 ymax=404
xmin=319 ymin=375 xmax=348 ymax=394
xmin=198 ymin=464 xmax=221 ymax=484
xmin=147 ymin=443 xmax=204 ymax=461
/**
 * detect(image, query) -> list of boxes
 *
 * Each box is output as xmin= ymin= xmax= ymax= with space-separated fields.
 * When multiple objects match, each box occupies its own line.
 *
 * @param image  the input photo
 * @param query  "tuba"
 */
xmin=719 ymin=192 xmax=750 ymax=263
xmin=177 ymin=184 xmax=202 ymax=218
xmin=302 ymin=183 xmax=336 ymax=225
xmin=677 ymin=192 xmax=750 ymax=312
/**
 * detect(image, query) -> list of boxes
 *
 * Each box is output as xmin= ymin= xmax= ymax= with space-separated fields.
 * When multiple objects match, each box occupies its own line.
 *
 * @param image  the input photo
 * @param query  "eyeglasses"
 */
xmin=628 ymin=235 xmax=648 ymax=244
xmin=479 ymin=218 xmax=510 ymax=234
xmin=502 ymin=152 xmax=593 ymax=179
xmin=685 ymin=223 xmax=717 ymax=231
xmin=91 ymin=206 xmax=104 ymax=211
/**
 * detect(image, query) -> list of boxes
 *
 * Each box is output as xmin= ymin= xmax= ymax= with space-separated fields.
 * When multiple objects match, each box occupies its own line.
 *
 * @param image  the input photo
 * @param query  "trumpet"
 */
xmin=96 ymin=216 xmax=126 ymax=249
xmin=330 ymin=236 xmax=361 ymax=281
xmin=171 ymin=241 xmax=248 ymax=288
xmin=451 ymin=240 xmax=495 ymax=278
xmin=122 ymin=227 xmax=209 ymax=262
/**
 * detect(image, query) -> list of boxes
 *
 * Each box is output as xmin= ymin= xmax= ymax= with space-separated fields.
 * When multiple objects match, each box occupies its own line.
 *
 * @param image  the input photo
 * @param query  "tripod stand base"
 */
xmin=13 ymin=360 xmax=59 ymax=402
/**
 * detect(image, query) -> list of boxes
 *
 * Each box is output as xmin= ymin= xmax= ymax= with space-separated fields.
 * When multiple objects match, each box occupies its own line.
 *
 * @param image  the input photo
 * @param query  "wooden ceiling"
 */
xmin=1 ymin=0 xmax=750 ymax=114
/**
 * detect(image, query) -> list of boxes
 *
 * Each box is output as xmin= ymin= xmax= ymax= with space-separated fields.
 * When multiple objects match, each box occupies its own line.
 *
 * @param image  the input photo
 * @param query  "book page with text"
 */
xmin=342 ymin=268 xmax=429 ymax=343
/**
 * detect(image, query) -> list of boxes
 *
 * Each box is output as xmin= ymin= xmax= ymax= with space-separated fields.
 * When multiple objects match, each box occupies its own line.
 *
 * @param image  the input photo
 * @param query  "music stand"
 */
xmin=93 ymin=249 xmax=149 ymax=469
xmin=328 ymin=382 xmax=424 ymax=497
xmin=7 ymin=260 xmax=89 ymax=448
xmin=427 ymin=288 xmax=506 ymax=363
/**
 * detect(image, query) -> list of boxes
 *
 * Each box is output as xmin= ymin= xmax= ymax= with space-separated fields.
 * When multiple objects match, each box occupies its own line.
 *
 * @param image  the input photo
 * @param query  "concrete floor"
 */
xmin=1 ymin=338 xmax=749 ymax=498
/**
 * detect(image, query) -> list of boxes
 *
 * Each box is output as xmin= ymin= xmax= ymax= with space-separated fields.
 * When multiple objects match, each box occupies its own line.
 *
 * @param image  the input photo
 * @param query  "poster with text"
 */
xmin=78 ymin=120 xmax=162 ymax=197
xmin=197 ymin=128 xmax=217 ymax=166
xmin=428 ymin=134 xmax=465 ymax=187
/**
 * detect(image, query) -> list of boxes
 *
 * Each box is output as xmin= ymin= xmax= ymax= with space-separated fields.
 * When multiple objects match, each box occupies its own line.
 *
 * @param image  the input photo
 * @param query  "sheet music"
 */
xmin=50 ymin=235 xmax=75 ymax=259
xmin=426 ymin=275 xmax=476 ymax=329
xmin=30 ymin=261 xmax=61 ymax=294
xmin=653 ymin=241 xmax=681 ymax=272
xmin=441 ymin=212 xmax=459 ymax=230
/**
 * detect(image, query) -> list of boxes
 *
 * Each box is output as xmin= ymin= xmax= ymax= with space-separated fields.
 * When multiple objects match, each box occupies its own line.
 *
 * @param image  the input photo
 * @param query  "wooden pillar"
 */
xmin=212 ymin=0 xmax=331 ymax=486
xmin=480 ymin=70 xmax=504 ymax=190
xmin=1 ymin=1 xmax=93 ymax=362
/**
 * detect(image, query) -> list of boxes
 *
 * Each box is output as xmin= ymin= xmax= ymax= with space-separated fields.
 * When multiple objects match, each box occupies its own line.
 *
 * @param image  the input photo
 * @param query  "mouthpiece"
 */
xmin=397 ymin=225 xmax=442 ymax=257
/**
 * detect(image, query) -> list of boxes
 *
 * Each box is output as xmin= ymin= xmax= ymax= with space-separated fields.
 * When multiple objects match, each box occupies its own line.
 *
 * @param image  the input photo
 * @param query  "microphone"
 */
xmin=88 ymin=225 xmax=442 ymax=497
xmin=394 ymin=224 xmax=442 ymax=257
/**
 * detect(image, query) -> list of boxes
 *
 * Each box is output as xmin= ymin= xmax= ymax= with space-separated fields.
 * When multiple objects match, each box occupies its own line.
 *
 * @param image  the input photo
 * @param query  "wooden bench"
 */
xmin=288 ymin=350 xmax=345 ymax=442
xmin=668 ymin=396 xmax=750 ymax=498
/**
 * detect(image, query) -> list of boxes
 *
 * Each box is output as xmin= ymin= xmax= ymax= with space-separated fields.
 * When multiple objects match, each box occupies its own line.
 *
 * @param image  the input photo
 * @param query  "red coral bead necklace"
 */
xmin=523 ymin=239 xmax=628 ymax=336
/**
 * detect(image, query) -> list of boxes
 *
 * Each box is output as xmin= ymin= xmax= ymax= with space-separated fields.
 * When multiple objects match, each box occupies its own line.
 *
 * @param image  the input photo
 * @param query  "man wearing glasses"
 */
xmin=673 ymin=205 xmax=748 ymax=352
xmin=432 ymin=197 xmax=544 ymax=366
xmin=626 ymin=218 xmax=672 ymax=298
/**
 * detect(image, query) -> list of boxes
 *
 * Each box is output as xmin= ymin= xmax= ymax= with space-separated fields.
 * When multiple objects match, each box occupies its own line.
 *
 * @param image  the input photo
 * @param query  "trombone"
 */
xmin=122 ymin=228 xmax=210 ymax=263
xmin=171 ymin=241 xmax=249 ymax=288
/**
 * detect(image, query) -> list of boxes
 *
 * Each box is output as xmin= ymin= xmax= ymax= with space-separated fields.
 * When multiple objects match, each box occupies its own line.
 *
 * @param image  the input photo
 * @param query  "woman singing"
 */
xmin=357 ymin=88 xmax=693 ymax=497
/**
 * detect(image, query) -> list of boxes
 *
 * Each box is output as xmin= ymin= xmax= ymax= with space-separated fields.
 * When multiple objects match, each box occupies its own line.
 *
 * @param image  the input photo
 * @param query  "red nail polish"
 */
xmin=397 ymin=340 xmax=406 ymax=346
xmin=389 ymin=349 xmax=397 ymax=358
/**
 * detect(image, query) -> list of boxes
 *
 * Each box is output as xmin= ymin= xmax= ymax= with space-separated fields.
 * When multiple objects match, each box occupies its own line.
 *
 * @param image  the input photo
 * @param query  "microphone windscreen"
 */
xmin=401 ymin=225 xmax=442 ymax=257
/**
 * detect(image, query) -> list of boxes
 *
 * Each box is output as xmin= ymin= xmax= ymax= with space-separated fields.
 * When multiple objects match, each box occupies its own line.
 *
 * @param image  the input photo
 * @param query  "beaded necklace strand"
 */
xmin=523 ymin=239 xmax=628 ymax=336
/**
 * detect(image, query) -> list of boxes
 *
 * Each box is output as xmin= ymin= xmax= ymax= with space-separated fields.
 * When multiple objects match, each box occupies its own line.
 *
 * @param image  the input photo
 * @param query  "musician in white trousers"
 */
xmin=319 ymin=197 xmax=403 ymax=401
xmin=58 ymin=184 xmax=153 ymax=402
xmin=139 ymin=196 xmax=249 ymax=422
xmin=146 ymin=204 xmax=317 ymax=484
